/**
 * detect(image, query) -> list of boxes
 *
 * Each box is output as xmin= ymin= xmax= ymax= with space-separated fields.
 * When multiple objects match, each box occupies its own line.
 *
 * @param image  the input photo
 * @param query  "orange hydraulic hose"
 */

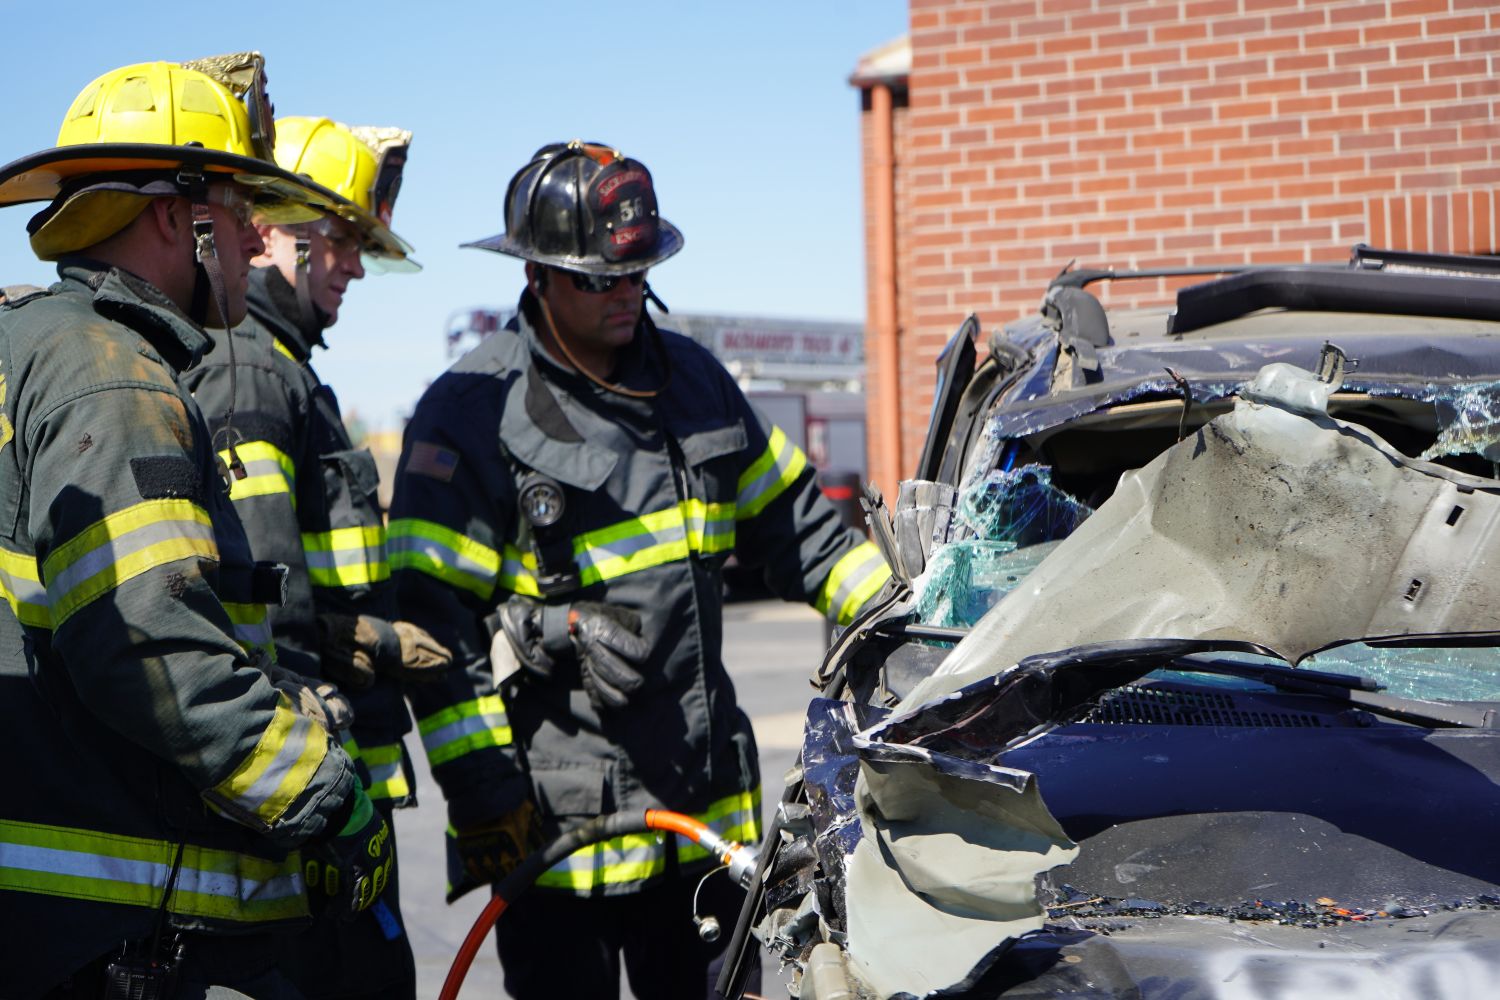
xmin=439 ymin=809 xmax=757 ymax=1000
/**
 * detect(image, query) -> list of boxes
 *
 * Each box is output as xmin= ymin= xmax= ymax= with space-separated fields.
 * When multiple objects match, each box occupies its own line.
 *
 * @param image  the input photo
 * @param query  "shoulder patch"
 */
xmin=406 ymin=441 xmax=460 ymax=482
xmin=130 ymin=455 xmax=204 ymax=503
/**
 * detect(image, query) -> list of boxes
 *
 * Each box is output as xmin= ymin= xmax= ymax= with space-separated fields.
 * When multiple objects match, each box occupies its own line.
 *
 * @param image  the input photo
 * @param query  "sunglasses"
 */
xmin=552 ymin=267 xmax=647 ymax=294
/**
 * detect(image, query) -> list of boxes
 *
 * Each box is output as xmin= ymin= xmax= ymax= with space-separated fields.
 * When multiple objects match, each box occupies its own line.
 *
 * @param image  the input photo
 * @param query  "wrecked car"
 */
xmin=715 ymin=247 xmax=1500 ymax=999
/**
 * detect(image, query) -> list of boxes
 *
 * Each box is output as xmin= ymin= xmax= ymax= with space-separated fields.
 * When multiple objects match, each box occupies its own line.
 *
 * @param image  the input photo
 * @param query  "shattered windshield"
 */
xmin=910 ymin=375 xmax=1500 ymax=700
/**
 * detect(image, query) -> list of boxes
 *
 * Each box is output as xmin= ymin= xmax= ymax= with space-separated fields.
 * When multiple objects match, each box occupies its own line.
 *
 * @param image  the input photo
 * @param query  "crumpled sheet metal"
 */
xmin=904 ymin=364 xmax=1500 ymax=710
xmin=798 ymin=697 xmax=1079 ymax=1000
xmin=842 ymin=734 xmax=1077 ymax=1000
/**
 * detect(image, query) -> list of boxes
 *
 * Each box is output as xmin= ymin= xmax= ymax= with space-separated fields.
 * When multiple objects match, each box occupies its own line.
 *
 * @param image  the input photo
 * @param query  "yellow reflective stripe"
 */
xmin=534 ymin=831 xmax=667 ymax=890
xmin=358 ymin=742 xmax=411 ymax=802
xmin=211 ymin=694 xmax=328 ymax=826
xmin=736 ymin=426 xmax=808 ymax=520
xmin=0 ymin=545 xmax=50 ymax=628
xmin=500 ymin=544 xmax=540 ymax=598
xmin=678 ymin=787 xmax=763 ymax=864
xmin=301 ymin=525 xmax=389 ymax=588
xmin=681 ymin=499 xmax=736 ymax=555
xmin=44 ymin=499 xmax=218 ymax=626
xmin=0 ymin=818 xmax=306 ymax=923
xmin=272 ymin=338 xmax=297 ymax=361
xmin=222 ymin=601 xmax=275 ymax=662
xmin=418 ymin=694 xmax=512 ymax=766
xmin=388 ymin=518 xmax=498 ymax=599
xmin=537 ymin=786 xmax=762 ymax=892
xmin=572 ymin=500 xmax=738 ymax=587
xmin=815 ymin=541 xmax=892 ymax=626
xmin=220 ymin=441 xmax=296 ymax=507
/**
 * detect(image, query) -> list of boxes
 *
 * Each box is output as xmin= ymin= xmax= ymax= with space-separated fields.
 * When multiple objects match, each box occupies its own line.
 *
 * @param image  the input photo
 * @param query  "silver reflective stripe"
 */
xmin=421 ymin=709 xmax=508 ymax=757
xmin=575 ymin=521 xmax=686 ymax=572
xmin=389 ymin=532 xmax=496 ymax=590
xmin=233 ymin=712 xmax=316 ymax=816
xmin=0 ymin=842 xmax=302 ymax=904
xmin=46 ymin=517 xmax=214 ymax=602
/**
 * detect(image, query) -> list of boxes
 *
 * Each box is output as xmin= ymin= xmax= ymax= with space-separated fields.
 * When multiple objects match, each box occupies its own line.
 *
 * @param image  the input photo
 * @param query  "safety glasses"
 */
xmin=554 ymin=267 xmax=647 ymax=294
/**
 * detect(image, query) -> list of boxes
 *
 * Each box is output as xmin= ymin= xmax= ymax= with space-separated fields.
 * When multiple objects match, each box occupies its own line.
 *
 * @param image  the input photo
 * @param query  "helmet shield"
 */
xmin=464 ymin=140 xmax=682 ymax=276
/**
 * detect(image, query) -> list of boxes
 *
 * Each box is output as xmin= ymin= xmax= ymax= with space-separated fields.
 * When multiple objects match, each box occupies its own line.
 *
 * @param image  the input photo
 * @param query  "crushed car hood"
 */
xmin=812 ymin=362 xmax=1500 ymax=999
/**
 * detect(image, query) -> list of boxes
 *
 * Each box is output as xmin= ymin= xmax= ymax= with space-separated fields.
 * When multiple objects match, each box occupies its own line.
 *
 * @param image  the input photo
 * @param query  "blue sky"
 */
xmin=0 ymin=2 xmax=907 ymax=429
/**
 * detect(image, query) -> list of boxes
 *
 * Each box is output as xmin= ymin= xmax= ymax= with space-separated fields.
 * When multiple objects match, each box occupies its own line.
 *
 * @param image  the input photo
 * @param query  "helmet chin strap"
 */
xmin=182 ymin=172 xmax=247 ymax=482
xmin=534 ymin=291 xmax=671 ymax=400
xmin=293 ymin=233 xmax=321 ymax=334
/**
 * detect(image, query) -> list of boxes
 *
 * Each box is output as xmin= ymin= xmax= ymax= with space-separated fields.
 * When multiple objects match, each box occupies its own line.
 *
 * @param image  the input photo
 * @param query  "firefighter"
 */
xmin=0 ymin=57 xmax=393 ymax=998
xmin=184 ymin=115 xmax=444 ymax=999
xmin=388 ymin=140 xmax=892 ymax=1000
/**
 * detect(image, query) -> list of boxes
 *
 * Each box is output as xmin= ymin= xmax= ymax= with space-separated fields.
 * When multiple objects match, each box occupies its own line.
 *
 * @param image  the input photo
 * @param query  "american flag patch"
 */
xmin=406 ymin=441 xmax=460 ymax=482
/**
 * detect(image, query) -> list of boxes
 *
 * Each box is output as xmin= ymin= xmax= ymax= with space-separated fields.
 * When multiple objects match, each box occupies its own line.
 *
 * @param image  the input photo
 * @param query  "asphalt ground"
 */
xmin=394 ymin=598 xmax=827 ymax=998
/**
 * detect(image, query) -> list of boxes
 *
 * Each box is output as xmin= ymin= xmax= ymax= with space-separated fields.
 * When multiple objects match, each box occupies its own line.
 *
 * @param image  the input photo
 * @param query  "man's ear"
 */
xmin=145 ymin=196 xmax=186 ymax=244
xmin=526 ymin=262 xmax=547 ymax=296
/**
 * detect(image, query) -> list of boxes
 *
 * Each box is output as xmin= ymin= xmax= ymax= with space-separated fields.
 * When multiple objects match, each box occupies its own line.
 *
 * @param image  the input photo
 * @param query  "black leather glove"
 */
xmin=494 ymin=597 xmax=650 ymax=711
xmin=454 ymin=798 xmax=544 ymax=888
xmin=305 ymin=784 xmax=394 ymax=919
xmin=318 ymin=613 xmax=452 ymax=690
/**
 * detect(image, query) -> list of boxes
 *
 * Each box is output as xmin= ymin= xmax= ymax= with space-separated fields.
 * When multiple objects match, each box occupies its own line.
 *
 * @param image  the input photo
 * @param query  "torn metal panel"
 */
xmin=842 ymin=737 xmax=1076 ymax=999
xmin=905 ymin=365 xmax=1500 ymax=709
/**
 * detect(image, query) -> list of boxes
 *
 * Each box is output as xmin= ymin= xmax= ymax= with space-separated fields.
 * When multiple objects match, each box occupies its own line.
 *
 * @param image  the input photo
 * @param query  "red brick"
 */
xmin=1072 ymin=51 xmax=1127 ymax=73
xmin=1129 ymin=46 xmax=1185 ymax=68
xmin=1016 ymin=16 xmax=1070 ymax=38
xmin=1042 ymin=115 xmax=1101 ymax=139
xmin=1334 ymin=46 xmax=1395 ymax=69
xmin=1432 ymin=146 xmax=1492 ymax=167
xmin=1070 ymin=10 xmax=1124 ymax=32
xmin=1250 ymin=204 xmax=1305 ymax=223
xmin=1302 ymin=28 xmax=1364 ymax=49
xmin=1077 ymin=173 xmax=1133 ymax=193
xmin=1045 ymin=76 xmax=1100 ymax=97
xmin=1395 ymin=40 xmax=1459 ymax=61
xmin=1460 ymin=78 xmax=1500 ymax=99
xmin=965 ymin=105 xmax=1019 ymax=125
xmin=1338 ymin=88 xmax=1396 ymax=111
xmin=1430 ymin=58 xmax=1492 ymax=81
xmin=1246 ymin=75 xmax=1305 ymax=96
xmin=1433 ymin=192 xmax=1451 ymax=251
xmin=1191 ymin=42 xmax=1251 ymax=63
xmin=1362 ymin=21 xmax=1424 ymax=43
xmin=1276 ymin=179 xmax=1336 ymax=199
xmin=1277 ymin=137 xmax=1336 ymax=157
xmin=1129 ymin=3 xmax=1185 ymax=25
xmin=1459 ymin=33 xmax=1500 ymax=55
xmin=1277 ymin=94 xmax=1334 ymax=115
xmin=1340 ymin=175 xmax=1399 ymax=195
xmin=1308 ymin=113 xmax=1368 ymax=134
xmin=1105 ymin=194 xmax=1161 ymax=214
xmin=960 ymin=23 xmax=1016 ymax=44
xmin=989 ymin=41 xmax=1041 ymax=62
xmin=987 ymin=81 xmax=1042 ymax=101
xmin=1453 ymin=191 xmax=1472 ymax=252
xmin=1306 ymin=70 xmax=1364 ymax=91
xmin=1425 ymin=14 xmax=1490 ymax=36
xmin=1077 ymin=133 xmax=1130 ymax=154
xmin=1154 ymin=22 xmax=1211 ymax=43
xmin=1410 ymin=196 xmax=1431 ymax=251
xmin=1248 ymin=119 xmax=1304 ymax=139
xmin=1076 ymin=93 xmax=1130 ymax=113
xmin=1189 ymin=82 xmax=1247 ymax=103
xmin=1269 ymin=9 xmax=1330 ymax=30
xmin=1308 ymin=200 xmax=1365 ymax=220
xmin=1217 ymin=99 xmax=1275 ymax=121
xmin=1163 ymin=231 xmax=1221 ymax=251
xmin=1248 ymin=160 xmax=1306 ymax=180
xmin=1365 ymin=64 xmax=1427 ymax=86
xmin=1368 ymin=151 xmax=1430 ymax=172
xmin=1244 ymin=32 xmax=1305 ymax=56
xmin=1162 ymin=104 xmax=1216 ymax=126
xmin=1097 ymin=28 xmax=1152 ymax=50
xmin=1475 ymin=190 xmax=1493 ymax=253
xmin=1162 ymin=146 xmax=1219 ymax=167
xmin=1158 ymin=64 xmax=1213 ymax=84
xmin=1432 ymin=103 xmax=1490 ymax=123
xmin=1339 ymin=131 xmax=1398 ymax=152
xmin=1274 ymin=52 xmax=1331 ymax=73
xmin=1185 ymin=0 xmax=1240 ymax=18
xmin=1460 ymin=167 xmax=1500 ymax=186
xmin=1329 ymin=2 xmax=1388 ymax=24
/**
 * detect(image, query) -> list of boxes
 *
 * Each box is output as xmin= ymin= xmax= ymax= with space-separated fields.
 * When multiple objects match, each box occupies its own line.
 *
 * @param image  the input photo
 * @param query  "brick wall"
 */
xmin=871 ymin=0 xmax=1499 ymax=484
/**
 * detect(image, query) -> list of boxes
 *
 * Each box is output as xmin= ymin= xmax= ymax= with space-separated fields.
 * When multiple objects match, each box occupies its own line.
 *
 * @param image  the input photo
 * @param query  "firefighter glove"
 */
xmin=454 ymin=798 xmax=543 ymax=886
xmin=495 ymin=597 xmax=649 ymax=711
xmin=319 ymin=613 xmax=452 ymax=689
xmin=265 ymin=663 xmax=355 ymax=732
xmin=306 ymin=784 xmax=394 ymax=919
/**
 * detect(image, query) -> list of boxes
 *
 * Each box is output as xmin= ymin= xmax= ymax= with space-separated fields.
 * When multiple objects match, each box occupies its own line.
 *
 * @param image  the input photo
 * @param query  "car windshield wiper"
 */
xmin=1168 ymin=653 xmax=1497 ymax=729
xmin=878 ymin=624 xmax=1499 ymax=729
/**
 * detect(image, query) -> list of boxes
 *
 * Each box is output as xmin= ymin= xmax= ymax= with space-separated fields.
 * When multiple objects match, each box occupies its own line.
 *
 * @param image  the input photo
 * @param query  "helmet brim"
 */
xmin=460 ymin=218 xmax=683 ymax=276
xmin=0 ymin=143 xmax=342 ymax=223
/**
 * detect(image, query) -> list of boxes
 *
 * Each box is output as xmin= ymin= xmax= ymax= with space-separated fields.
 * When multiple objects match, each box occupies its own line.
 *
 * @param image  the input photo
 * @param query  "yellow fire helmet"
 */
xmin=273 ymin=116 xmax=418 ymax=271
xmin=0 ymin=54 xmax=342 ymax=260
